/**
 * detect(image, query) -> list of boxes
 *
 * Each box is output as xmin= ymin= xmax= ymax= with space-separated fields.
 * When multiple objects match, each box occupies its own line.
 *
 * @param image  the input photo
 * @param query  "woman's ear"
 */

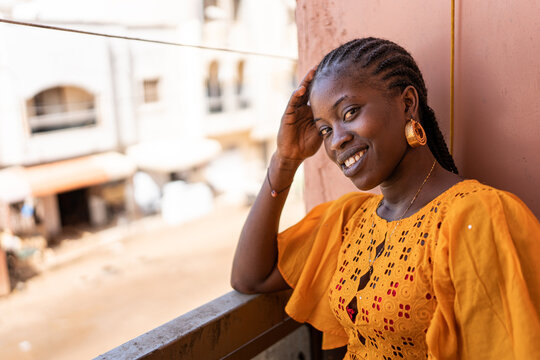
xmin=401 ymin=85 xmax=419 ymax=118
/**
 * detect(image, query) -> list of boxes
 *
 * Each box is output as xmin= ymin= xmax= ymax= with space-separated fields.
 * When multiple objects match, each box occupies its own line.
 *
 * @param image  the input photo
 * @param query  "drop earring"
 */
xmin=405 ymin=117 xmax=427 ymax=147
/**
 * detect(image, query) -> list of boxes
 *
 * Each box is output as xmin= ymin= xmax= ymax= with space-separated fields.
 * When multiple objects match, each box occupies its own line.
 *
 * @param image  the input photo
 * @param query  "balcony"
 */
xmin=95 ymin=290 xmax=345 ymax=360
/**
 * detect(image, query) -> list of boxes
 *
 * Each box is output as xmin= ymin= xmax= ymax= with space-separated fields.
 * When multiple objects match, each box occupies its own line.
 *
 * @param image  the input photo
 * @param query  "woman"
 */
xmin=231 ymin=38 xmax=540 ymax=359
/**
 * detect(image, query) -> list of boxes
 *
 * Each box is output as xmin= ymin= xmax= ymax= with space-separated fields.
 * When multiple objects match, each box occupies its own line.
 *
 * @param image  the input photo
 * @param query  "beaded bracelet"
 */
xmin=266 ymin=168 xmax=292 ymax=198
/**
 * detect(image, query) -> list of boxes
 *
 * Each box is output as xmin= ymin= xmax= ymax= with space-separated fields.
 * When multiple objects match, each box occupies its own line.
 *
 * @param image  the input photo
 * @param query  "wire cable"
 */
xmin=0 ymin=18 xmax=297 ymax=61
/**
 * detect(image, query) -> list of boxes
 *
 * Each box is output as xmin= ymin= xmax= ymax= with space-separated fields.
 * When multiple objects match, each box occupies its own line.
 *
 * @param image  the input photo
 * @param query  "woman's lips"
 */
xmin=341 ymin=148 xmax=367 ymax=177
xmin=343 ymin=149 xmax=367 ymax=168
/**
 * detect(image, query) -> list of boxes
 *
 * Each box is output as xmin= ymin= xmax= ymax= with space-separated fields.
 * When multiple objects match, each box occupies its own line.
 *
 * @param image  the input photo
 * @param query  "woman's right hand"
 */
xmin=276 ymin=67 xmax=322 ymax=167
xmin=231 ymin=69 xmax=320 ymax=294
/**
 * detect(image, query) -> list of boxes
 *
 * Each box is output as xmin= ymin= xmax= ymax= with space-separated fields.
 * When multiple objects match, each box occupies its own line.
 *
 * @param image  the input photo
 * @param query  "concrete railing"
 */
xmin=95 ymin=290 xmax=315 ymax=360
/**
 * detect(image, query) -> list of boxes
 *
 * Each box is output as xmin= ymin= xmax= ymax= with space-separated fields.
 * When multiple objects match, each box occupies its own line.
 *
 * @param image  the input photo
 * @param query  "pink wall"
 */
xmin=296 ymin=0 xmax=540 ymax=218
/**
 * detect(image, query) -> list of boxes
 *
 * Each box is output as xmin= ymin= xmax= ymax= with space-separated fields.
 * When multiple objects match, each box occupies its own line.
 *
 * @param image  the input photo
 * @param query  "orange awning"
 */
xmin=0 ymin=152 xmax=136 ymax=203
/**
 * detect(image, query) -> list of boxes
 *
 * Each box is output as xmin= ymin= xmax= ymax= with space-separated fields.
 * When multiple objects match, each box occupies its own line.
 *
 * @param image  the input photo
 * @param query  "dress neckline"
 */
xmin=372 ymin=179 xmax=476 ymax=224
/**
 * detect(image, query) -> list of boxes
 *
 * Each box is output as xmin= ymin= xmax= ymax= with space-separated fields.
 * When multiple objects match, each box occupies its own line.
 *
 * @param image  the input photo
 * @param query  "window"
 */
xmin=26 ymin=86 xmax=97 ymax=134
xmin=203 ymin=0 xmax=219 ymax=21
xmin=287 ymin=6 xmax=295 ymax=25
xmin=232 ymin=0 xmax=241 ymax=20
xmin=206 ymin=60 xmax=223 ymax=113
xmin=236 ymin=60 xmax=249 ymax=109
xmin=143 ymin=79 xmax=160 ymax=103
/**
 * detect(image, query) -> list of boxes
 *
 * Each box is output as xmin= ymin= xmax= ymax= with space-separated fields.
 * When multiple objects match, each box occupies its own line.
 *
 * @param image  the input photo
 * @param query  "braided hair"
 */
xmin=312 ymin=37 xmax=459 ymax=174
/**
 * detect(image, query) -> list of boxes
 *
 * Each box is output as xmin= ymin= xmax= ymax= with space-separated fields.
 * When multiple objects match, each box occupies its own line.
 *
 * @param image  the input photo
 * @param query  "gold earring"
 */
xmin=405 ymin=117 xmax=427 ymax=147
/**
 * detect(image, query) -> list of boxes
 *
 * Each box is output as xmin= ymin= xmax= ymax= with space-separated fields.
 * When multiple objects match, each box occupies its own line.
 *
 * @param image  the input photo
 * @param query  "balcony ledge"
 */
xmin=95 ymin=290 xmax=305 ymax=360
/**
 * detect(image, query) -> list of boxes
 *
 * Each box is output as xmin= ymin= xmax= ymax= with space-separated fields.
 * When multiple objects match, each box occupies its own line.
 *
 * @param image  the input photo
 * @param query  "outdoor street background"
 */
xmin=0 ymin=197 xmax=304 ymax=360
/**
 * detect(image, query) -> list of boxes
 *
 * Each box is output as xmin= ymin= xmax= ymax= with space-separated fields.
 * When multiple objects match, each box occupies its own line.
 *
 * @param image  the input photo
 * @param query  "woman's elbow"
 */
xmin=230 ymin=276 xmax=259 ymax=294
xmin=231 ymin=268 xmax=289 ymax=294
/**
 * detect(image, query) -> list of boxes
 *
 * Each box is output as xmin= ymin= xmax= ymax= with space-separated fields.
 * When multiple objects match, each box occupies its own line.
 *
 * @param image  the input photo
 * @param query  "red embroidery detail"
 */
xmin=347 ymin=307 xmax=356 ymax=320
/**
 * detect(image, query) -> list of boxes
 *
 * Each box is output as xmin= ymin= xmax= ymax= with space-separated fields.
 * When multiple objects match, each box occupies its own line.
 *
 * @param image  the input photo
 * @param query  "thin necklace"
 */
xmin=367 ymin=160 xmax=437 ymax=269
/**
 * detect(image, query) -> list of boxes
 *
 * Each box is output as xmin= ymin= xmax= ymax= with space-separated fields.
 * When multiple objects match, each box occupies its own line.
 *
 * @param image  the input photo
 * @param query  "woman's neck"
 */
xmin=377 ymin=148 xmax=460 ymax=221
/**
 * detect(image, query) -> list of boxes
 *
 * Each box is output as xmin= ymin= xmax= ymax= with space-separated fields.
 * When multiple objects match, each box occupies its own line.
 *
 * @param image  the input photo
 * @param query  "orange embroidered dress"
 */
xmin=277 ymin=180 xmax=540 ymax=359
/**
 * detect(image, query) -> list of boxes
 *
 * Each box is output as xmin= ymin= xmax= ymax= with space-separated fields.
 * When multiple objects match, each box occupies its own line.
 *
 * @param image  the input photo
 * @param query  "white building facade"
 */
xmin=0 ymin=0 xmax=297 ymax=294
xmin=0 ymin=0 xmax=296 ymax=165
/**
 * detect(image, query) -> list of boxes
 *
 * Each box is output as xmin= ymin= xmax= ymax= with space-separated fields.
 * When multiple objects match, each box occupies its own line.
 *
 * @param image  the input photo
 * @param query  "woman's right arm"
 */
xmin=231 ymin=68 xmax=321 ymax=294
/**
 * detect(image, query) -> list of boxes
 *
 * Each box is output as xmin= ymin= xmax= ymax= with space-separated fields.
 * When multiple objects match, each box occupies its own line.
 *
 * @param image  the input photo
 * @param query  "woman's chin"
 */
xmin=349 ymin=176 xmax=379 ymax=192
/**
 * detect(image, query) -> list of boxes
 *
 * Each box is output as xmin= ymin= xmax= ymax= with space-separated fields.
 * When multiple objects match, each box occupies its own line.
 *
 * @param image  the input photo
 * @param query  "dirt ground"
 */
xmin=0 ymin=198 xmax=305 ymax=360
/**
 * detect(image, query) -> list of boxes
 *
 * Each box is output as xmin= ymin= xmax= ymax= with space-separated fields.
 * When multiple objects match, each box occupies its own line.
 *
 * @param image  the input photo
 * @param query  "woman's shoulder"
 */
xmin=310 ymin=191 xmax=377 ymax=215
xmin=437 ymin=179 xmax=539 ymax=233
xmin=430 ymin=181 xmax=540 ymax=358
xmin=442 ymin=178 xmax=499 ymax=198
xmin=301 ymin=191 xmax=378 ymax=230
xmin=439 ymin=179 xmax=532 ymax=213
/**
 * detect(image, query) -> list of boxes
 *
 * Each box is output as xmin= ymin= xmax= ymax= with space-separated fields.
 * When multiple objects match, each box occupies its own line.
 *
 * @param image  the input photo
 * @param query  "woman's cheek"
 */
xmin=323 ymin=137 xmax=337 ymax=161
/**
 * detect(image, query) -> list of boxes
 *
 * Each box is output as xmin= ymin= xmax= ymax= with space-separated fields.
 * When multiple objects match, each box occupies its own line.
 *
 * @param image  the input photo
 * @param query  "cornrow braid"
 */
xmin=312 ymin=37 xmax=458 ymax=174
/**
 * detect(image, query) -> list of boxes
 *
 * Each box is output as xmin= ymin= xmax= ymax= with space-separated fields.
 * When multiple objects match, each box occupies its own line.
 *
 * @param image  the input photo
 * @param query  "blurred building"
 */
xmin=0 ymin=0 xmax=297 ymax=239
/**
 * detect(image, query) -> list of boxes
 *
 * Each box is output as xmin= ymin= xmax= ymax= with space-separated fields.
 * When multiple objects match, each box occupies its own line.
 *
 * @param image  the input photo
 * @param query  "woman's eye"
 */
xmin=344 ymin=108 xmax=358 ymax=121
xmin=319 ymin=127 xmax=331 ymax=137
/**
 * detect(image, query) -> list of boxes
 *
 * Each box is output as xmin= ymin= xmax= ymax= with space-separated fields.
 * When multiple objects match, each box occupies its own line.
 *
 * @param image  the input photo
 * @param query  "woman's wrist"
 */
xmin=267 ymin=152 xmax=301 ymax=192
xmin=272 ymin=152 xmax=303 ymax=172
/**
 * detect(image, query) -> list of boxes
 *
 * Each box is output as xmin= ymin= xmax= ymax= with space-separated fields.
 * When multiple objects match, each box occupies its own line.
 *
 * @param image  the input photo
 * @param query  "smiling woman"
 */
xmin=231 ymin=37 xmax=540 ymax=360
xmin=310 ymin=75 xmax=414 ymax=191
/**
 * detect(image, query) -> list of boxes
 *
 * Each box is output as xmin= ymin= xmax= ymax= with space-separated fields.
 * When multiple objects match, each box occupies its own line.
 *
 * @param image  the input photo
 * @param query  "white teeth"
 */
xmin=343 ymin=150 xmax=366 ymax=168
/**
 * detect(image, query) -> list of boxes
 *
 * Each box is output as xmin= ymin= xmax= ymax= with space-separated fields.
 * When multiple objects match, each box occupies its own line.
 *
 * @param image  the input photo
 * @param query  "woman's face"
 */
xmin=309 ymin=69 xmax=409 ymax=190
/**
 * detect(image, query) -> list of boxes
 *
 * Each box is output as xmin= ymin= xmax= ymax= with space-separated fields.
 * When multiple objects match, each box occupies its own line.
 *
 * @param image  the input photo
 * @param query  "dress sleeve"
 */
xmin=427 ymin=189 xmax=540 ymax=359
xmin=277 ymin=192 xmax=372 ymax=349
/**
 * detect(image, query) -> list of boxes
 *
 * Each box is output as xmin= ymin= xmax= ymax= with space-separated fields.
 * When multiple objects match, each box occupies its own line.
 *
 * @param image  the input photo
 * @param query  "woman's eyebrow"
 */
xmin=313 ymin=95 xmax=349 ymax=123
xmin=332 ymin=95 xmax=348 ymax=110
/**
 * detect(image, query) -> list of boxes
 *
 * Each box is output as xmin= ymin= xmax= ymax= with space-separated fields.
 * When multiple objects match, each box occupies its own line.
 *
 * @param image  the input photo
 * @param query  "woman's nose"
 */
xmin=330 ymin=124 xmax=353 ymax=150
